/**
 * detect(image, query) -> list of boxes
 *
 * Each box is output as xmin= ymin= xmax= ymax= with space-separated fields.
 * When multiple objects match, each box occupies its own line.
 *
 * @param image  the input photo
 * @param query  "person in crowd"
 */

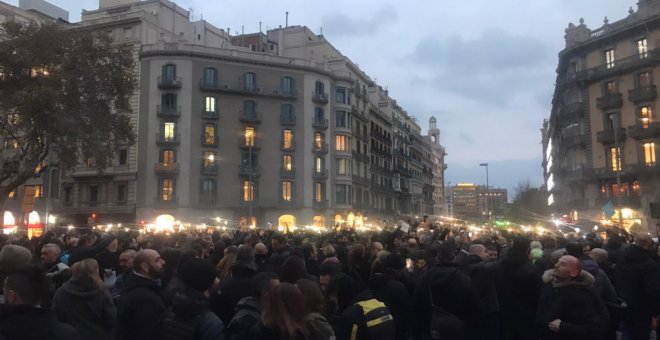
xmin=97 ymin=237 xmax=120 ymax=283
xmin=69 ymin=233 xmax=115 ymax=266
xmin=536 ymin=255 xmax=607 ymax=340
xmin=368 ymin=251 xmax=411 ymax=340
xmin=347 ymin=243 xmax=370 ymax=289
xmin=319 ymin=262 xmax=360 ymax=324
xmin=111 ymin=249 xmax=136 ymax=299
xmin=412 ymin=241 xmax=479 ymax=340
xmin=115 ymin=249 xmax=166 ymax=340
xmin=248 ymin=282 xmax=309 ymax=340
xmin=268 ymin=233 xmax=292 ymax=273
xmin=0 ymin=265 xmax=80 ymax=340
xmin=159 ymin=258 xmax=225 ymax=340
xmin=296 ymin=279 xmax=335 ymax=340
xmin=301 ymin=243 xmax=320 ymax=277
xmin=280 ymin=255 xmax=315 ymax=284
xmin=225 ymin=272 xmax=280 ymax=340
xmin=0 ymin=244 xmax=32 ymax=303
xmin=212 ymin=245 xmax=259 ymax=324
xmin=216 ymin=246 xmax=238 ymax=281
xmin=255 ymin=242 xmax=274 ymax=273
xmin=53 ymin=258 xmax=116 ymax=340
xmin=40 ymin=243 xmax=72 ymax=308
xmin=461 ymin=243 xmax=500 ymax=340
xmin=496 ymin=236 xmax=542 ymax=340
xmin=208 ymin=240 xmax=226 ymax=267
xmin=614 ymin=232 xmax=660 ymax=340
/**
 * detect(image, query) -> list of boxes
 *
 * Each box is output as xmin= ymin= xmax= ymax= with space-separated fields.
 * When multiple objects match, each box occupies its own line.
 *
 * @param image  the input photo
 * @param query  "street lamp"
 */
xmin=479 ymin=163 xmax=490 ymax=224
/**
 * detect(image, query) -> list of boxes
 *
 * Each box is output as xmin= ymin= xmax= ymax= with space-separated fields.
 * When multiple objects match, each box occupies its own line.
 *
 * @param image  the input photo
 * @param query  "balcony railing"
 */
xmin=596 ymin=93 xmax=623 ymax=111
xmin=153 ymin=196 xmax=178 ymax=208
xmin=312 ymin=92 xmax=329 ymax=104
xmin=562 ymin=102 xmax=585 ymax=116
xmin=312 ymin=199 xmax=328 ymax=209
xmin=562 ymin=133 xmax=588 ymax=147
xmin=157 ymin=105 xmax=181 ymax=117
xmin=280 ymin=113 xmax=296 ymax=126
xmin=158 ymin=76 xmax=182 ymax=89
xmin=312 ymin=118 xmax=329 ymax=130
xmin=561 ymin=49 xmax=660 ymax=84
xmin=280 ymin=167 xmax=296 ymax=178
xmin=312 ymin=169 xmax=328 ymax=180
xmin=239 ymin=110 xmax=261 ymax=124
xmin=202 ymin=108 xmax=219 ymax=120
xmin=628 ymin=122 xmax=660 ymax=140
xmin=238 ymin=165 xmax=261 ymax=177
xmin=201 ymin=164 xmax=219 ymax=175
xmin=156 ymin=133 xmax=180 ymax=146
xmin=596 ymin=128 xmax=626 ymax=144
xmin=628 ymin=85 xmax=657 ymax=104
xmin=238 ymin=137 xmax=261 ymax=150
xmin=154 ymin=162 xmax=179 ymax=174
xmin=281 ymin=140 xmax=296 ymax=151
xmin=199 ymin=80 xmax=299 ymax=99
xmin=312 ymin=142 xmax=328 ymax=154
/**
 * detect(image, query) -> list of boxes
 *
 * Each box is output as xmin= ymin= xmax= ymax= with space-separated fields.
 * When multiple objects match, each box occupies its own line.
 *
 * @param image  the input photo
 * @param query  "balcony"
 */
xmin=562 ymin=133 xmax=588 ymax=147
xmin=628 ymin=85 xmax=657 ymax=104
xmin=599 ymin=195 xmax=642 ymax=208
xmin=154 ymin=162 xmax=179 ymax=174
xmin=271 ymin=89 xmax=298 ymax=99
xmin=628 ymin=122 xmax=660 ymax=140
xmin=562 ymin=102 xmax=585 ymax=116
xmin=202 ymin=108 xmax=219 ymax=120
xmin=353 ymin=175 xmax=370 ymax=186
xmin=238 ymin=137 xmax=261 ymax=150
xmin=596 ymin=128 xmax=626 ymax=144
xmin=280 ymin=167 xmax=296 ymax=178
xmin=312 ymin=142 xmax=328 ymax=155
xmin=158 ymin=76 xmax=182 ymax=89
xmin=281 ymin=140 xmax=296 ymax=151
xmin=596 ymin=93 xmax=623 ymax=111
xmin=201 ymin=164 xmax=219 ymax=175
xmin=312 ymin=169 xmax=328 ymax=180
xmin=239 ymin=110 xmax=261 ymax=124
xmin=157 ymin=105 xmax=181 ymax=118
xmin=312 ymin=199 xmax=328 ymax=209
xmin=312 ymin=118 xmax=329 ymax=130
xmin=312 ymin=92 xmax=329 ymax=104
xmin=280 ymin=113 xmax=296 ymax=126
xmin=567 ymin=48 xmax=660 ymax=84
xmin=156 ymin=133 xmax=180 ymax=146
xmin=626 ymin=163 xmax=660 ymax=175
xmin=202 ymin=137 xmax=219 ymax=148
xmin=153 ymin=196 xmax=178 ymax=209
xmin=238 ymin=164 xmax=261 ymax=177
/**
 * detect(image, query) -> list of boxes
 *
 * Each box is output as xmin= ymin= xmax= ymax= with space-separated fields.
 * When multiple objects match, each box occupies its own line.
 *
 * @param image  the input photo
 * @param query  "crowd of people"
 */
xmin=0 ymin=222 xmax=658 ymax=340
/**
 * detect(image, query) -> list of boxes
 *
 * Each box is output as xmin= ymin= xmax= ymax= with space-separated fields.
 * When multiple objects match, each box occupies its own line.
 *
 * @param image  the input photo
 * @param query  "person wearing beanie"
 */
xmin=210 ymin=245 xmax=259 ymax=324
xmin=0 ymin=244 xmax=33 ymax=304
xmin=159 ymin=258 xmax=225 ymax=340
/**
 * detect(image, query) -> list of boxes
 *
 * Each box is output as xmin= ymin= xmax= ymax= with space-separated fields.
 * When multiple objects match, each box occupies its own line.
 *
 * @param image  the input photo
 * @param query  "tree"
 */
xmin=0 ymin=22 xmax=135 ymax=209
xmin=506 ymin=180 xmax=549 ymax=224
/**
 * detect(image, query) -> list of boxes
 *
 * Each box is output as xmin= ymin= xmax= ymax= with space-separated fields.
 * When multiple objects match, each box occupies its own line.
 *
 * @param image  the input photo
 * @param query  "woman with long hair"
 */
xmin=297 ymin=279 xmax=335 ymax=340
xmin=52 ymin=258 xmax=116 ymax=340
xmin=250 ymin=282 xmax=310 ymax=340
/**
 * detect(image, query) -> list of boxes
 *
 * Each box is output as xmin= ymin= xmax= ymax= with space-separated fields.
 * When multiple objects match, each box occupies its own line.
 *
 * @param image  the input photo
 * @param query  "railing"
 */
xmin=596 ymin=128 xmax=626 ymax=144
xmin=312 ymin=199 xmax=328 ymax=209
xmin=238 ymin=165 xmax=261 ymax=177
xmin=280 ymin=113 xmax=296 ymax=125
xmin=628 ymin=122 xmax=660 ymax=140
xmin=155 ymin=133 xmax=180 ymax=146
xmin=199 ymin=80 xmax=298 ymax=99
xmin=312 ymin=142 xmax=328 ymax=154
xmin=312 ymin=118 xmax=329 ymax=130
xmin=238 ymin=137 xmax=261 ymax=149
xmin=312 ymin=169 xmax=328 ymax=180
xmin=628 ymin=85 xmax=657 ymax=104
xmin=153 ymin=196 xmax=178 ymax=208
xmin=157 ymin=105 xmax=181 ymax=117
xmin=202 ymin=108 xmax=219 ymax=120
xmin=561 ymin=49 xmax=660 ymax=84
xmin=312 ymin=92 xmax=329 ymax=104
xmin=280 ymin=167 xmax=296 ymax=178
xmin=201 ymin=164 xmax=219 ymax=175
xmin=239 ymin=110 xmax=261 ymax=124
xmin=154 ymin=162 xmax=179 ymax=174
xmin=596 ymin=93 xmax=623 ymax=111
xmin=158 ymin=76 xmax=182 ymax=89
xmin=281 ymin=140 xmax=296 ymax=151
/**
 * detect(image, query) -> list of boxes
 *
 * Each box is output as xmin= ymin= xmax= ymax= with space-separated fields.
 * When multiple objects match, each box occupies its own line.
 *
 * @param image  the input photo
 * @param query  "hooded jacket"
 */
xmin=211 ymin=267 xmax=258 ymax=324
xmin=536 ymin=269 xmax=607 ymax=340
xmin=225 ymin=297 xmax=261 ymax=340
xmin=115 ymin=273 xmax=165 ymax=340
xmin=0 ymin=304 xmax=80 ymax=340
xmin=367 ymin=271 xmax=411 ymax=339
xmin=52 ymin=275 xmax=116 ymax=340
xmin=159 ymin=288 xmax=225 ymax=340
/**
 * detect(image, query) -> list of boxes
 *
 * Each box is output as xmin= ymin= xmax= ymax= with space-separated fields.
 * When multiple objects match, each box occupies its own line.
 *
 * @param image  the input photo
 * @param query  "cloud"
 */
xmin=321 ymin=6 xmax=398 ymax=37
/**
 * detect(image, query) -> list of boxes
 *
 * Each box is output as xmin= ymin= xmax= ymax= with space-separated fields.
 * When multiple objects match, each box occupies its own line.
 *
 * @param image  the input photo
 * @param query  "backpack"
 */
xmin=428 ymin=269 xmax=466 ymax=340
xmin=225 ymin=297 xmax=261 ymax=340
xmin=350 ymin=298 xmax=395 ymax=340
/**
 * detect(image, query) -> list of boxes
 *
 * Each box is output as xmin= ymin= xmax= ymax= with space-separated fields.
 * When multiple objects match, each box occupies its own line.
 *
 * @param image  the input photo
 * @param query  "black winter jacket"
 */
xmin=613 ymin=244 xmax=660 ymax=321
xmin=115 ymin=274 xmax=165 ymax=340
xmin=159 ymin=288 xmax=225 ymax=340
xmin=211 ymin=267 xmax=258 ymax=324
xmin=0 ymin=305 xmax=80 ymax=340
xmin=368 ymin=271 xmax=412 ymax=339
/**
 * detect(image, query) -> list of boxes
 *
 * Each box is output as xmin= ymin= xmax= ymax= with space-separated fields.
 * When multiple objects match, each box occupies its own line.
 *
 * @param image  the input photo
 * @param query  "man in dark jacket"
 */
xmin=40 ymin=243 xmax=72 ymax=308
xmin=614 ymin=233 xmax=660 ymax=340
xmin=368 ymin=252 xmax=411 ymax=340
xmin=335 ymin=289 xmax=396 ymax=340
xmin=0 ymin=265 xmax=80 ymax=340
xmin=69 ymin=233 xmax=115 ymax=266
xmin=159 ymin=258 xmax=224 ymax=340
xmin=267 ymin=233 xmax=291 ymax=273
xmin=211 ymin=245 xmax=259 ymax=324
xmin=412 ymin=242 xmax=480 ymax=340
xmin=116 ymin=249 xmax=166 ymax=340
xmin=496 ymin=236 xmax=542 ymax=340
xmin=536 ymin=255 xmax=607 ymax=340
xmin=461 ymin=244 xmax=500 ymax=340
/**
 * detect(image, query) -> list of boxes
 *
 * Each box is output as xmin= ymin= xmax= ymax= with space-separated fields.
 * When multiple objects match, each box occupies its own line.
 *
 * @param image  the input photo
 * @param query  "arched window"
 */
xmin=162 ymin=64 xmax=176 ymax=80
xmin=315 ymin=81 xmax=325 ymax=95
xmin=243 ymin=72 xmax=257 ymax=91
xmin=281 ymin=76 xmax=295 ymax=95
xmin=203 ymin=67 xmax=218 ymax=87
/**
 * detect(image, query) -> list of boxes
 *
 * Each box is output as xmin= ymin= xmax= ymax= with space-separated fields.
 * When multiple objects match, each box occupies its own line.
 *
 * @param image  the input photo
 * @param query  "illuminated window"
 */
xmin=283 ymin=155 xmax=293 ymax=171
xmin=86 ymin=157 xmax=96 ymax=168
xmin=203 ymin=151 xmax=216 ymax=168
xmin=282 ymin=129 xmax=293 ymax=149
xmin=315 ymin=132 xmax=323 ymax=149
xmin=640 ymin=106 xmax=653 ymax=128
xmin=204 ymin=124 xmax=217 ymax=145
xmin=205 ymin=97 xmax=216 ymax=113
xmin=282 ymin=181 xmax=292 ymax=201
xmin=336 ymin=135 xmax=348 ymax=151
xmin=638 ymin=38 xmax=648 ymax=58
xmin=632 ymin=180 xmax=641 ymax=193
xmin=4 ymin=138 xmax=18 ymax=149
xmin=605 ymin=49 xmax=615 ymax=69
xmin=162 ymin=149 xmax=175 ymax=164
xmin=163 ymin=122 xmax=175 ymax=139
xmin=314 ymin=182 xmax=323 ymax=202
xmin=162 ymin=179 xmax=174 ymax=201
xmin=245 ymin=127 xmax=255 ymax=146
xmin=337 ymin=158 xmax=350 ymax=175
xmin=243 ymin=180 xmax=254 ymax=202
xmin=8 ymin=190 xmax=15 ymax=199
xmin=604 ymin=80 xmax=617 ymax=94
xmin=643 ymin=142 xmax=656 ymax=166
xmin=315 ymin=157 xmax=323 ymax=172
xmin=609 ymin=147 xmax=621 ymax=171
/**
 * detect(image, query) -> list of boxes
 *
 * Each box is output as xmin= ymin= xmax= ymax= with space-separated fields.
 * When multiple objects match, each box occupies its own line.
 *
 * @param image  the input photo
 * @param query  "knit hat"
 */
xmin=0 ymin=245 xmax=32 ymax=272
xmin=232 ymin=245 xmax=257 ymax=271
xmin=178 ymin=258 xmax=216 ymax=292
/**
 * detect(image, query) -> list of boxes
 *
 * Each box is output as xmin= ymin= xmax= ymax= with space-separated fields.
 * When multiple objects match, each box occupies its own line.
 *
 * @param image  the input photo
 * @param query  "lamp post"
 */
xmin=45 ymin=167 xmax=57 ymax=231
xmin=479 ymin=163 xmax=490 ymax=224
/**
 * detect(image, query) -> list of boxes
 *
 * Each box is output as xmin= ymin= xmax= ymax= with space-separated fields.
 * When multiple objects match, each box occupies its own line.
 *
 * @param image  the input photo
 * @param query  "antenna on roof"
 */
xmin=259 ymin=21 xmax=262 ymax=34
xmin=286 ymin=11 xmax=289 ymax=27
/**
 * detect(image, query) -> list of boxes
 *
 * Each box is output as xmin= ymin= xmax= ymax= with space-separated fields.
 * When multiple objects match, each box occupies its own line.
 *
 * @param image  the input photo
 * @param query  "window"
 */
xmin=638 ymin=38 xmax=648 ymax=58
xmin=4 ymin=138 xmax=18 ymax=149
xmin=162 ymin=122 xmax=176 ymax=140
xmin=283 ymin=155 xmax=293 ymax=171
xmin=243 ymin=180 xmax=254 ymax=201
xmin=90 ymin=185 xmax=98 ymax=202
xmin=281 ymin=104 xmax=294 ymax=123
xmin=314 ymin=182 xmax=324 ymax=202
xmin=205 ymin=97 xmax=216 ymax=113
xmin=243 ymin=72 xmax=257 ymax=91
xmin=245 ymin=127 xmax=255 ymax=146
xmin=242 ymin=152 xmax=258 ymax=168
xmin=314 ymin=107 xmax=324 ymax=122
xmin=162 ymin=64 xmax=176 ymax=80
xmin=335 ymin=87 xmax=350 ymax=104
xmin=336 ymin=135 xmax=349 ymax=151
xmin=203 ymin=67 xmax=218 ymax=87
xmin=243 ymin=100 xmax=256 ymax=119
xmin=118 ymin=149 xmax=128 ymax=165
xmin=638 ymin=72 xmax=651 ymax=88
xmin=315 ymin=157 xmax=323 ymax=172
xmin=282 ymin=129 xmax=293 ymax=149
xmin=609 ymin=147 xmax=621 ymax=171
xmin=315 ymin=132 xmax=323 ymax=149
xmin=315 ymin=81 xmax=325 ymax=95
xmin=8 ymin=190 xmax=15 ymax=199
xmin=282 ymin=181 xmax=292 ymax=201
xmin=203 ymin=151 xmax=216 ymax=168
xmin=337 ymin=158 xmax=350 ymax=175
xmin=281 ymin=76 xmax=295 ymax=95
xmin=638 ymin=106 xmax=653 ymax=128
xmin=204 ymin=124 xmax=217 ymax=145
xmin=336 ymin=184 xmax=350 ymax=204
xmin=605 ymin=49 xmax=615 ymax=69
xmin=64 ymin=187 xmax=72 ymax=203
xmin=201 ymin=179 xmax=215 ymax=203
xmin=161 ymin=149 xmax=175 ymax=164
xmin=605 ymin=113 xmax=618 ymax=131
xmin=604 ymin=80 xmax=617 ymax=94
xmin=123 ymin=27 xmax=133 ymax=39
xmin=117 ymin=184 xmax=126 ymax=202
xmin=162 ymin=179 xmax=174 ymax=201
xmin=643 ymin=142 xmax=656 ymax=166
xmin=162 ymin=93 xmax=177 ymax=109
xmin=336 ymin=110 xmax=347 ymax=128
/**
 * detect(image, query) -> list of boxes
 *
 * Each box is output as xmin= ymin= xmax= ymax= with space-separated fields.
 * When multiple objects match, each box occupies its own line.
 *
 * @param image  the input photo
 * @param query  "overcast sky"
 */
xmin=7 ymin=0 xmax=635 ymax=196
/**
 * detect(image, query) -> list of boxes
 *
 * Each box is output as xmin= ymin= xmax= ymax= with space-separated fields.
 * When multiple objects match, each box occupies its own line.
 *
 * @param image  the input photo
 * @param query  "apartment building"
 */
xmin=544 ymin=0 xmax=660 ymax=230
xmin=451 ymin=183 xmax=507 ymax=221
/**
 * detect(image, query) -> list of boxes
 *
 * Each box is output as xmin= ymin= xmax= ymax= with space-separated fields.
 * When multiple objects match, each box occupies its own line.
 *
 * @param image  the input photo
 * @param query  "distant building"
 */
xmin=451 ymin=183 xmax=507 ymax=221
